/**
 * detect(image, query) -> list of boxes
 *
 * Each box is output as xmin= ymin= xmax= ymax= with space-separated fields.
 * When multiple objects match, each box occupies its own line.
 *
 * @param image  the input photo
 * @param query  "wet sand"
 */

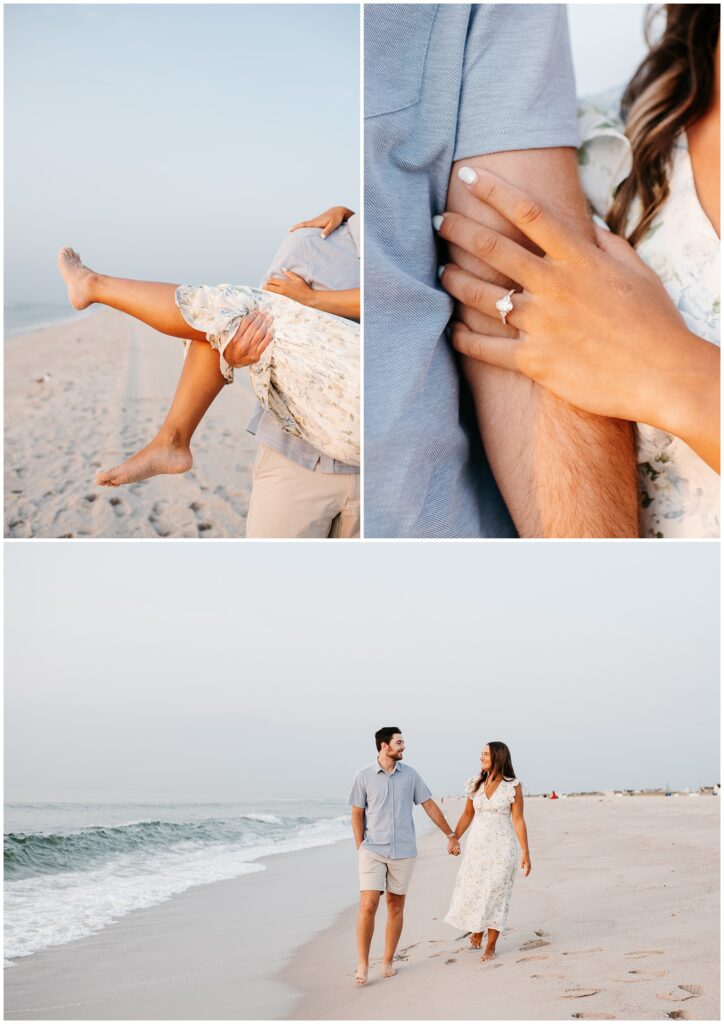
xmin=5 ymin=310 xmax=258 ymax=538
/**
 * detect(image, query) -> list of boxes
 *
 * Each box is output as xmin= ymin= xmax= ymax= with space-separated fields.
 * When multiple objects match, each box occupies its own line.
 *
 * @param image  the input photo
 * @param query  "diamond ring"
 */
xmin=495 ymin=289 xmax=516 ymax=326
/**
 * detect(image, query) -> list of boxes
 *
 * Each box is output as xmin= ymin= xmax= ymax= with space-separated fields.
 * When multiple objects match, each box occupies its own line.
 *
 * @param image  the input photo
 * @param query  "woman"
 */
xmin=56 ymin=205 xmax=360 ymax=485
xmin=445 ymin=742 xmax=531 ymax=962
xmin=438 ymin=5 xmax=720 ymax=538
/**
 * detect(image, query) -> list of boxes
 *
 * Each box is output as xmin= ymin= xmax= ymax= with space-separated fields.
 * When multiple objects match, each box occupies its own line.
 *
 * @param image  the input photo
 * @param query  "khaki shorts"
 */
xmin=358 ymin=848 xmax=417 ymax=895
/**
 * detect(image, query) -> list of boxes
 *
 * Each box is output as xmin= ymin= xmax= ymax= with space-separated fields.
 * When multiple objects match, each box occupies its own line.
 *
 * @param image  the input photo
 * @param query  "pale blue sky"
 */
xmin=4 ymin=4 xmax=359 ymax=307
xmin=5 ymin=542 xmax=719 ymax=801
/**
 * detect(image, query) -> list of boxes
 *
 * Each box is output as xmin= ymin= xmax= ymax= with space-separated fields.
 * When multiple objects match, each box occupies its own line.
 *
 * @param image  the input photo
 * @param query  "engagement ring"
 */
xmin=495 ymin=289 xmax=516 ymax=326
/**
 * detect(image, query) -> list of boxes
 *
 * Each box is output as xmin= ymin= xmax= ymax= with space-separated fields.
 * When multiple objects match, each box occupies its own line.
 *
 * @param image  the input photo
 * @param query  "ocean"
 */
xmin=4 ymin=798 xmax=351 ymax=965
xmin=4 ymin=303 xmax=94 ymax=336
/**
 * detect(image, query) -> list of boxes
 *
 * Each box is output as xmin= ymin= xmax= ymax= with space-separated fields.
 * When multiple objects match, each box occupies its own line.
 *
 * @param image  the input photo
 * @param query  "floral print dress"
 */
xmin=445 ymin=777 xmax=520 ymax=933
xmin=176 ymin=284 xmax=360 ymax=467
xmin=577 ymin=90 xmax=720 ymax=538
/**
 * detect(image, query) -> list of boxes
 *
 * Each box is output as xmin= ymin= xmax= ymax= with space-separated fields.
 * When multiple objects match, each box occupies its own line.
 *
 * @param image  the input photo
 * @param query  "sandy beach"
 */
xmin=5 ymin=310 xmax=259 ymax=538
xmin=4 ymin=795 xmax=718 ymax=1020
xmin=287 ymin=795 xmax=720 ymax=1021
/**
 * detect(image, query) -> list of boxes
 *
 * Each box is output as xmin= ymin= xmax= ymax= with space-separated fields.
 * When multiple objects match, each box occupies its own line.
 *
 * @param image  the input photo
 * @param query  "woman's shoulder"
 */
xmin=465 ymin=775 xmax=479 ymax=797
xmin=505 ymin=777 xmax=521 ymax=800
xmin=577 ymin=86 xmax=633 ymax=218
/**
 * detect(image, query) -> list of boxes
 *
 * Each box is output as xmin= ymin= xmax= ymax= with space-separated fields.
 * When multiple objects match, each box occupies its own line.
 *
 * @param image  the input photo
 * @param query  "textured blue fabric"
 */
xmin=364 ymin=4 xmax=580 ymax=537
xmin=246 ymin=216 xmax=360 ymax=473
xmin=349 ymin=760 xmax=432 ymax=859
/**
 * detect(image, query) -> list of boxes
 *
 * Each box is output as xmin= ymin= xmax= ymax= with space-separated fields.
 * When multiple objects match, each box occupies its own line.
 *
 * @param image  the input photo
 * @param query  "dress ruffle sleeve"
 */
xmin=465 ymin=776 xmax=478 ymax=798
xmin=577 ymin=89 xmax=632 ymax=219
xmin=507 ymin=779 xmax=520 ymax=803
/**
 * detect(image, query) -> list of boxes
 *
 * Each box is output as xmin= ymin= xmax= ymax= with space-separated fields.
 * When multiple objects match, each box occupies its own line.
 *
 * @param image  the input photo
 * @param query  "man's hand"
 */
xmin=289 ymin=205 xmax=354 ymax=239
xmin=263 ymin=269 xmax=316 ymax=306
xmin=447 ymin=836 xmax=461 ymax=856
xmin=223 ymin=311 xmax=274 ymax=369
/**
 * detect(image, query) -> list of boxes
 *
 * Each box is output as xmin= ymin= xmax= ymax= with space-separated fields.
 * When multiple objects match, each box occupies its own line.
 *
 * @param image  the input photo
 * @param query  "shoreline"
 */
xmin=282 ymin=795 xmax=720 ymax=1020
xmin=4 ymin=836 xmax=358 ymax=1020
xmin=5 ymin=309 xmax=258 ymax=538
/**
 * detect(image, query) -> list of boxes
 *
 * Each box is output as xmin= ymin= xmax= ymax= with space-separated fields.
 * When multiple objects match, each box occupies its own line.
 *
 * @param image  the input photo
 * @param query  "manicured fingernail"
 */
xmin=458 ymin=166 xmax=478 ymax=185
xmin=437 ymin=265 xmax=446 ymax=279
xmin=432 ymin=215 xmax=445 ymax=231
xmin=320 ymin=231 xmax=327 ymax=238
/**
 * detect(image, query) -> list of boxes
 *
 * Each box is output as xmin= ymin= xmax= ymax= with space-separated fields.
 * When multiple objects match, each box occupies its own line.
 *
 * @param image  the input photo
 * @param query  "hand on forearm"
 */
xmin=444 ymin=148 xmax=639 ymax=538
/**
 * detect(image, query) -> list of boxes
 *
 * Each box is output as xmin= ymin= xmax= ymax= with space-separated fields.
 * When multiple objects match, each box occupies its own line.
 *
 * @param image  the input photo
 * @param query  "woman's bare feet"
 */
xmin=481 ymin=942 xmax=497 ymax=962
xmin=96 ymin=435 xmax=192 ymax=487
xmin=469 ymin=932 xmax=483 ymax=950
xmin=382 ymin=960 xmax=397 ymax=978
xmin=355 ymin=964 xmax=368 ymax=985
xmin=57 ymin=248 xmax=98 ymax=310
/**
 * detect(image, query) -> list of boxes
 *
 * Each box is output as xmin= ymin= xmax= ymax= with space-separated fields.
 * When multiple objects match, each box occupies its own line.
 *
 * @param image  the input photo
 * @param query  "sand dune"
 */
xmin=5 ymin=310 xmax=259 ymax=538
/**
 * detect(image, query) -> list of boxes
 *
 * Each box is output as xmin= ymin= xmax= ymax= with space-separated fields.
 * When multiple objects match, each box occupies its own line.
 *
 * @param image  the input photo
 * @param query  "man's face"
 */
xmin=383 ymin=734 xmax=405 ymax=760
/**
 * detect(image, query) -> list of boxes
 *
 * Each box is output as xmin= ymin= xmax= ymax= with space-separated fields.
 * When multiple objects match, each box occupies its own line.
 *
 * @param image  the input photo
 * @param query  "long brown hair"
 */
xmin=472 ymin=741 xmax=516 ymax=794
xmin=608 ymin=4 xmax=720 ymax=246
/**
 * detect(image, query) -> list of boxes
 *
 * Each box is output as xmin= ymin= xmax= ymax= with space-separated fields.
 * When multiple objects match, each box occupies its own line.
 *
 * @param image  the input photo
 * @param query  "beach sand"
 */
xmin=5 ymin=310 xmax=258 ymax=538
xmin=285 ymin=795 xmax=720 ymax=1021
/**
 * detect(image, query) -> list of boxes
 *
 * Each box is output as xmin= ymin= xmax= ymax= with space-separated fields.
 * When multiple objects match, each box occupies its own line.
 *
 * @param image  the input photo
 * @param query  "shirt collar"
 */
xmin=376 ymin=758 xmax=401 ymax=774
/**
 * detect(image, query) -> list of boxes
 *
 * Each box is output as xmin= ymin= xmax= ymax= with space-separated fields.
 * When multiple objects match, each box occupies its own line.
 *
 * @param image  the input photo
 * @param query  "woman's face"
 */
xmin=480 ymin=745 xmax=492 ymax=772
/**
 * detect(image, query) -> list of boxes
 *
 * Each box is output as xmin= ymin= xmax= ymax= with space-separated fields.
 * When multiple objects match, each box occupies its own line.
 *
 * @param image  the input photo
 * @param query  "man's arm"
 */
xmin=263 ymin=270 xmax=360 ymax=321
xmin=446 ymin=147 xmax=638 ymax=538
xmin=420 ymin=798 xmax=456 ymax=838
xmin=351 ymin=805 xmax=365 ymax=848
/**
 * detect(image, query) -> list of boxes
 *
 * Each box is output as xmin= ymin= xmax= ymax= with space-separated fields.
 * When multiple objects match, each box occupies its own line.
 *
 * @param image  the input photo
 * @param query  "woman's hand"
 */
xmin=521 ymin=851 xmax=531 ymax=876
xmin=289 ymin=205 xmax=354 ymax=239
xmin=436 ymin=166 xmax=720 ymax=471
xmin=263 ymin=269 xmax=316 ymax=306
xmin=447 ymin=835 xmax=461 ymax=856
xmin=224 ymin=311 xmax=274 ymax=368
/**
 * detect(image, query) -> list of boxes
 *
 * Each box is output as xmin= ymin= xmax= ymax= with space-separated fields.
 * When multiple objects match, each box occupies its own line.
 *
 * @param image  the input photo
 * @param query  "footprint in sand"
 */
xmin=665 ymin=1012 xmax=695 ymax=1020
xmin=562 ymin=987 xmax=600 ymax=999
xmin=656 ymin=985 xmax=703 ymax=1003
xmin=531 ymin=972 xmax=565 ymax=980
xmin=518 ymin=955 xmax=549 ymax=963
xmin=109 ymin=496 xmax=125 ymax=516
xmin=84 ymin=494 xmax=97 ymax=503
xmin=520 ymin=939 xmax=551 ymax=951
xmin=571 ymin=1014 xmax=616 ymax=1020
xmin=628 ymin=968 xmax=666 ymax=978
xmin=562 ymin=948 xmax=604 ymax=958
xmin=444 ymin=958 xmax=457 ymax=965
xmin=197 ymin=521 xmax=213 ymax=534
xmin=624 ymin=949 xmax=664 ymax=959
xmin=534 ymin=930 xmax=550 ymax=937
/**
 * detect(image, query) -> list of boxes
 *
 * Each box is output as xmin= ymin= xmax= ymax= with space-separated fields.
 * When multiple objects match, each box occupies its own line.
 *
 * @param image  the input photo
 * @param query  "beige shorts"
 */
xmin=358 ymin=848 xmax=417 ymax=895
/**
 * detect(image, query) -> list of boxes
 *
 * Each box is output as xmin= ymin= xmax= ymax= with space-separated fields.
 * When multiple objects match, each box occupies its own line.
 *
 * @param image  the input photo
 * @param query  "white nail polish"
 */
xmin=437 ymin=265 xmax=446 ymax=279
xmin=458 ymin=166 xmax=478 ymax=185
xmin=432 ymin=215 xmax=444 ymax=231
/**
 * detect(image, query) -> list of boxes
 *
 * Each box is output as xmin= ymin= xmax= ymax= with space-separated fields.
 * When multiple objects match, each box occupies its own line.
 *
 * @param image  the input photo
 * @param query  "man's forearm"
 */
xmin=446 ymin=147 xmax=638 ymax=538
xmin=422 ymin=799 xmax=455 ymax=836
xmin=351 ymin=811 xmax=365 ymax=848
xmin=308 ymin=288 xmax=360 ymax=321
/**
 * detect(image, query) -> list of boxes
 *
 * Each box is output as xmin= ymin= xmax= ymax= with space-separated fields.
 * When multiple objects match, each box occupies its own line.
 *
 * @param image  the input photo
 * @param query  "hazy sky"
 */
xmin=569 ymin=4 xmax=649 ymax=96
xmin=4 ymin=4 xmax=359 ymax=306
xmin=5 ymin=542 xmax=719 ymax=802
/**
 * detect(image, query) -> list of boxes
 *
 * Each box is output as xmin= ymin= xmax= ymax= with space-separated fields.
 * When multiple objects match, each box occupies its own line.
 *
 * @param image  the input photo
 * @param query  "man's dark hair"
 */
xmin=375 ymin=726 xmax=402 ymax=752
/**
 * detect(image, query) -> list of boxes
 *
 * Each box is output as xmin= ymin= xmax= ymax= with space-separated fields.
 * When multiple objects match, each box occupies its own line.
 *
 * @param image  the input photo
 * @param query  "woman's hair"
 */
xmin=472 ymin=741 xmax=516 ymax=794
xmin=608 ymin=4 xmax=720 ymax=246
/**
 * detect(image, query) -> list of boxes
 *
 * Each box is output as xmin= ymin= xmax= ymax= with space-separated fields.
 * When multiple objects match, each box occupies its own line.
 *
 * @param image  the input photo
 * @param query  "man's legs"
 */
xmin=356 ymin=890 xmax=381 ymax=985
xmin=382 ymin=892 xmax=406 ymax=977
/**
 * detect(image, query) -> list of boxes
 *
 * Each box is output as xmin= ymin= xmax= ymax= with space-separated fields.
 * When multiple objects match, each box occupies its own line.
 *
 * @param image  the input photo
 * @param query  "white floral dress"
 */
xmin=578 ymin=89 xmax=720 ymax=538
xmin=176 ymin=285 xmax=360 ymax=466
xmin=445 ymin=777 xmax=520 ymax=933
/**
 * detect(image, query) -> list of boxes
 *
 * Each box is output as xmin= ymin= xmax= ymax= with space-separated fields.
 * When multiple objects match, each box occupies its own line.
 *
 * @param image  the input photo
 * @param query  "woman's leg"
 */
xmin=481 ymin=928 xmax=499 ymax=961
xmin=96 ymin=340 xmax=225 ymax=486
xmin=57 ymin=247 xmax=208 ymax=341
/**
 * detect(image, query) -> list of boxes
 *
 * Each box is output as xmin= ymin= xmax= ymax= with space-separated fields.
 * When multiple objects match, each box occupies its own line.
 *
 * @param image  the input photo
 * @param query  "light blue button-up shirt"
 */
xmin=364 ymin=4 xmax=580 ymax=536
xmin=348 ymin=760 xmax=432 ymax=859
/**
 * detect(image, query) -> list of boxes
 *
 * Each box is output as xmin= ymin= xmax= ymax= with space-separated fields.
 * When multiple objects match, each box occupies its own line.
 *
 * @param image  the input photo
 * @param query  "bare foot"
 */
xmin=382 ymin=961 xmax=397 ymax=978
xmin=96 ymin=437 xmax=192 ymax=486
xmin=481 ymin=946 xmax=497 ymax=962
xmin=57 ymin=248 xmax=97 ymax=310
xmin=355 ymin=965 xmax=368 ymax=985
xmin=469 ymin=932 xmax=483 ymax=949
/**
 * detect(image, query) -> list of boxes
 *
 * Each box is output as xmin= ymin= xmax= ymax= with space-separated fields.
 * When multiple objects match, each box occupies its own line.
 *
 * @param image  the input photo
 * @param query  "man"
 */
xmin=364 ymin=4 xmax=638 ymax=537
xmin=348 ymin=727 xmax=459 ymax=985
xmin=243 ymin=208 xmax=360 ymax=538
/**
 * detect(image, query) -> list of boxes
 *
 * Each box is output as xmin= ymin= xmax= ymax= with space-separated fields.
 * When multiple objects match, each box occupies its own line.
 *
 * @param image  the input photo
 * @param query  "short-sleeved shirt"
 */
xmin=364 ymin=4 xmax=580 ymax=536
xmin=246 ymin=215 xmax=360 ymax=474
xmin=348 ymin=760 xmax=432 ymax=858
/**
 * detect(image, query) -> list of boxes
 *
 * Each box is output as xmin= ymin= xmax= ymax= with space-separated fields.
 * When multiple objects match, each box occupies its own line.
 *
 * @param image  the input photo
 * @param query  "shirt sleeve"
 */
xmin=348 ymin=771 xmax=367 ymax=808
xmin=454 ymin=4 xmax=580 ymax=162
xmin=412 ymin=771 xmax=433 ymax=805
